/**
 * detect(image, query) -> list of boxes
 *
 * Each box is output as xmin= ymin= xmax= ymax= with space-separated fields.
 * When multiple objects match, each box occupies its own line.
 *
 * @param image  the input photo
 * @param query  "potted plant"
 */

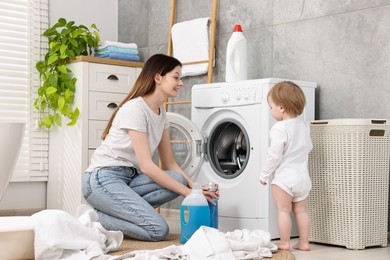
xmin=34 ymin=18 xmax=100 ymax=128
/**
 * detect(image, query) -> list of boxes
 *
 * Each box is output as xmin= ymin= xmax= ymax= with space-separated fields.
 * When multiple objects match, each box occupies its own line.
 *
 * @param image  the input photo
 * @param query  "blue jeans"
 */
xmin=82 ymin=166 xmax=187 ymax=241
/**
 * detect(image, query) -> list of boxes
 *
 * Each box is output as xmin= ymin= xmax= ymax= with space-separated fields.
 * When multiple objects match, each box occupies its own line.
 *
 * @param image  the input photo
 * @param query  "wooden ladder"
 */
xmin=164 ymin=0 xmax=218 ymax=111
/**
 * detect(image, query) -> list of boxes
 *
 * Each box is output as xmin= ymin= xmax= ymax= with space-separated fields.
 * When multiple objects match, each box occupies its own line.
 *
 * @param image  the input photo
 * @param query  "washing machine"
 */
xmin=167 ymin=78 xmax=316 ymax=239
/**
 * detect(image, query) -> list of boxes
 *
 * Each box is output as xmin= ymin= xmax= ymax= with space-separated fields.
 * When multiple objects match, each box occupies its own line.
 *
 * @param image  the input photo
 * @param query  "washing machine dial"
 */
xmin=221 ymin=92 xmax=230 ymax=103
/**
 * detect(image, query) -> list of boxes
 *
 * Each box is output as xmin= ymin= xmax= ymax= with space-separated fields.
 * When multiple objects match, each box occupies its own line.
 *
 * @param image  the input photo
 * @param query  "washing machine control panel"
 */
xmin=220 ymin=84 xmax=263 ymax=106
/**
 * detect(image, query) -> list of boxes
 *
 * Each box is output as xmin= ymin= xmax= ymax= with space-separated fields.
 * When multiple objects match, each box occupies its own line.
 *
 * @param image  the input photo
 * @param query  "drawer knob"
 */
xmin=107 ymin=74 xmax=119 ymax=80
xmin=107 ymin=102 xmax=118 ymax=109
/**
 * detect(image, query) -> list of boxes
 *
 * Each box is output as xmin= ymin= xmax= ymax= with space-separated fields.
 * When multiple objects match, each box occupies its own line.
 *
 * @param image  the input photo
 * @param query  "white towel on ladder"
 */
xmin=171 ymin=17 xmax=210 ymax=77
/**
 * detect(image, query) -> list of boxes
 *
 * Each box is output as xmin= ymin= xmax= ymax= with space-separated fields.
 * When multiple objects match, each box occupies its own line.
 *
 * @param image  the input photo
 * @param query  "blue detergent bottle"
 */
xmin=208 ymin=182 xmax=218 ymax=229
xmin=180 ymin=183 xmax=210 ymax=244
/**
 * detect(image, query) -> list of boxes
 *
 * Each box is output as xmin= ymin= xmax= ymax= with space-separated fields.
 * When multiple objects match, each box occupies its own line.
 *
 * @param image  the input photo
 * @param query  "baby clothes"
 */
xmin=259 ymin=118 xmax=312 ymax=202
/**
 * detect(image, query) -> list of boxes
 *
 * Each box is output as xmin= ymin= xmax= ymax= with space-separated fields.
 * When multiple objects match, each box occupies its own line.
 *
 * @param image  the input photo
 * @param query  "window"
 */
xmin=0 ymin=0 xmax=49 ymax=181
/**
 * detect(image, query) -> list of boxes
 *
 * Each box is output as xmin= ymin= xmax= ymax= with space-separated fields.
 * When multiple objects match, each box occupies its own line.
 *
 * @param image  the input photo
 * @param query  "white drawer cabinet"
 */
xmin=47 ymin=57 xmax=143 ymax=215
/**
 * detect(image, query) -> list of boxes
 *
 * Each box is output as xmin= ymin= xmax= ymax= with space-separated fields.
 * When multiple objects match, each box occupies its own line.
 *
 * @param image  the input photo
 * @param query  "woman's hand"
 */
xmin=202 ymin=183 xmax=219 ymax=205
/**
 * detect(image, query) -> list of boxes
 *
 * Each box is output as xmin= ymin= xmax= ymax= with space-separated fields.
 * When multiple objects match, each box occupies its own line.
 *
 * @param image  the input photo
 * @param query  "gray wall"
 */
xmin=118 ymin=0 xmax=390 ymax=120
xmin=118 ymin=0 xmax=390 ymax=226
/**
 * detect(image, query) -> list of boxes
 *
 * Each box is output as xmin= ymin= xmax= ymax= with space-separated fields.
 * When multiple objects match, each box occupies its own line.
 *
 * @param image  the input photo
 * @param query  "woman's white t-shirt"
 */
xmin=86 ymin=97 xmax=169 ymax=172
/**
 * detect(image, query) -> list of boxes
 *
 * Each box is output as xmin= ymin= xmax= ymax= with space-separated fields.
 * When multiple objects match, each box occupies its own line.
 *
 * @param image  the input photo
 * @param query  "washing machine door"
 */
xmin=167 ymin=112 xmax=203 ymax=177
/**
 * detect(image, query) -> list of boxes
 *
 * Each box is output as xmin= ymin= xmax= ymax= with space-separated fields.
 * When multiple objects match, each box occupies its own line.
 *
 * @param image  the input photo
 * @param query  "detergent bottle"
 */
xmin=225 ymin=24 xmax=248 ymax=82
xmin=208 ymin=182 xmax=218 ymax=229
xmin=180 ymin=183 xmax=210 ymax=244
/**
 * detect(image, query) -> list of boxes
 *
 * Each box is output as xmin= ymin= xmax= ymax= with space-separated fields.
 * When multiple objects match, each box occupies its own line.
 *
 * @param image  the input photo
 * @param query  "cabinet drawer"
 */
xmin=89 ymin=91 xmax=125 ymax=120
xmin=88 ymin=120 xmax=107 ymax=149
xmin=89 ymin=63 xmax=137 ymax=93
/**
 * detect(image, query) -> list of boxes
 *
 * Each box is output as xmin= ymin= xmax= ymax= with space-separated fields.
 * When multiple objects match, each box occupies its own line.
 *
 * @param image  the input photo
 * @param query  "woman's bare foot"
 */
xmin=293 ymin=242 xmax=310 ymax=251
xmin=275 ymin=241 xmax=290 ymax=250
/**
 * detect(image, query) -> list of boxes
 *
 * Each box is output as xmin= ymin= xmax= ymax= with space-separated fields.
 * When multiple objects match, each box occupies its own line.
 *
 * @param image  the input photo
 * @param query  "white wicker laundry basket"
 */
xmin=308 ymin=119 xmax=390 ymax=250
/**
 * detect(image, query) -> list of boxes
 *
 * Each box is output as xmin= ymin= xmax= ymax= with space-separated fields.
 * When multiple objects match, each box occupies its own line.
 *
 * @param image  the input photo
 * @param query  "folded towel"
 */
xmin=95 ymin=46 xmax=139 ymax=55
xmin=171 ymin=17 xmax=210 ymax=77
xmin=98 ymin=40 xmax=138 ymax=50
xmin=95 ymin=52 xmax=141 ymax=61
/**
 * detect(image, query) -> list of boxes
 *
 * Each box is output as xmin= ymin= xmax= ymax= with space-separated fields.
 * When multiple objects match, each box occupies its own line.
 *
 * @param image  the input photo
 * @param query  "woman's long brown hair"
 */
xmin=101 ymin=54 xmax=182 ymax=140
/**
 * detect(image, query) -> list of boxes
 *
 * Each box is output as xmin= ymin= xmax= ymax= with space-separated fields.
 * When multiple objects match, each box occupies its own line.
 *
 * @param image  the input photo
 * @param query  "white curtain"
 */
xmin=0 ymin=0 xmax=49 ymax=181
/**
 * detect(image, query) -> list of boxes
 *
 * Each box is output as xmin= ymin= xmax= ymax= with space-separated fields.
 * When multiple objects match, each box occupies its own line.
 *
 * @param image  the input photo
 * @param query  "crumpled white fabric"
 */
xmin=115 ymin=226 xmax=277 ymax=260
xmin=183 ymin=226 xmax=236 ymax=259
xmin=225 ymin=229 xmax=277 ymax=259
xmin=31 ymin=205 xmax=276 ymax=260
xmin=110 ymin=245 xmax=187 ymax=260
xmin=182 ymin=226 xmax=276 ymax=260
xmin=31 ymin=204 xmax=123 ymax=260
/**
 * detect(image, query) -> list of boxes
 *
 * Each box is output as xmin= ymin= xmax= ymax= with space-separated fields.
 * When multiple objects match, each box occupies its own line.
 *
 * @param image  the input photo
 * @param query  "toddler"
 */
xmin=259 ymin=81 xmax=312 ymax=251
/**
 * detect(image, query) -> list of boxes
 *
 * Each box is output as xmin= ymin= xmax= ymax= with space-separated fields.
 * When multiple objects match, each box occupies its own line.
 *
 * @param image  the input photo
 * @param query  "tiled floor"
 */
xmin=160 ymin=209 xmax=390 ymax=260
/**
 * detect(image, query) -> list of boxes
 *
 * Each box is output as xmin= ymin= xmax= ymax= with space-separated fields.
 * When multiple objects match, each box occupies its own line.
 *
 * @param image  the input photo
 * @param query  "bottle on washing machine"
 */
xmin=225 ymin=24 xmax=248 ymax=82
xmin=180 ymin=183 xmax=210 ymax=244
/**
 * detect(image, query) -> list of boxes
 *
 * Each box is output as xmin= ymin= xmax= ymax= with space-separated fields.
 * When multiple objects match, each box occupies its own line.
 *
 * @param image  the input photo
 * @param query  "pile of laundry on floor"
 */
xmin=31 ymin=204 xmax=277 ymax=259
xmin=95 ymin=40 xmax=140 ymax=61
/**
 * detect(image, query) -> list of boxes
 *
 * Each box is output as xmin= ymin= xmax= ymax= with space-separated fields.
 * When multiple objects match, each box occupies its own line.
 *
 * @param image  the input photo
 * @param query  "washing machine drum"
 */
xmin=208 ymin=122 xmax=249 ymax=179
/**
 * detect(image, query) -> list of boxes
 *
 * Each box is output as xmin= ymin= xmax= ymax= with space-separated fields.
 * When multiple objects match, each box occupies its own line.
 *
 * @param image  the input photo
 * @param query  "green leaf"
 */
xmin=64 ymin=90 xmax=72 ymax=103
xmin=53 ymin=113 xmax=62 ymax=126
xmin=93 ymin=31 xmax=100 ymax=45
xmin=66 ymin=21 xmax=75 ymax=28
xmin=58 ymin=18 xmax=67 ymax=27
xmin=69 ymin=38 xmax=78 ymax=47
xmin=43 ymin=28 xmax=57 ymax=37
xmin=58 ymin=96 xmax=65 ymax=110
xmin=48 ymin=74 xmax=58 ymax=87
xmin=66 ymin=119 xmax=77 ymax=126
xmin=71 ymin=29 xmax=84 ymax=38
xmin=60 ymin=28 xmax=70 ymax=37
xmin=47 ymin=55 xmax=59 ymax=65
xmin=46 ymin=86 xmax=57 ymax=95
xmin=40 ymin=101 xmax=47 ymax=111
xmin=49 ymin=44 xmax=61 ymax=55
xmin=60 ymin=44 xmax=68 ymax=55
xmin=43 ymin=116 xmax=52 ymax=128
xmin=58 ymin=65 xmax=67 ymax=74
xmin=36 ymin=61 xmax=46 ymax=75
xmin=73 ymin=108 xmax=80 ymax=118
xmin=91 ymin=24 xmax=98 ymax=30
xmin=49 ymin=42 xmax=59 ymax=49
xmin=66 ymin=49 xmax=76 ymax=58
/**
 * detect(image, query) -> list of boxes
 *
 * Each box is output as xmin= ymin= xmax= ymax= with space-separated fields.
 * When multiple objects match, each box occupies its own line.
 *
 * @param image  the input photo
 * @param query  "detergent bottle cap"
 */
xmin=192 ymin=182 xmax=202 ymax=192
xmin=233 ymin=24 xmax=243 ymax=32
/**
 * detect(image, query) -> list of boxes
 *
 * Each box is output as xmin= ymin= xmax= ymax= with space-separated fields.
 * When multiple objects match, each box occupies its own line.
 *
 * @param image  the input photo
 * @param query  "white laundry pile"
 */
xmin=31 ymin=204 xmax=123 ymax=260
xmin=31 ymin=205 xmax=276 ymax=260
xmin=113 ymin=226 xmax=277 ymax=260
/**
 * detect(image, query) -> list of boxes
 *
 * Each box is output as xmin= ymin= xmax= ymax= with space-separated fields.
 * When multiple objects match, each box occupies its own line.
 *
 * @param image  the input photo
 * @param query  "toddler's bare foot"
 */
xmin=275 ymin=241 xmax=290 ymax=251
xmin=293 ymin=242 xmax=310 ymax=251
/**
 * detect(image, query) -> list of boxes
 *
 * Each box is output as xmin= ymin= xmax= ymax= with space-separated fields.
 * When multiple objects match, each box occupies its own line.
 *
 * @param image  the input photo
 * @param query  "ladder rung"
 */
xmin=182 ymin=60 xmax=209 ymax=65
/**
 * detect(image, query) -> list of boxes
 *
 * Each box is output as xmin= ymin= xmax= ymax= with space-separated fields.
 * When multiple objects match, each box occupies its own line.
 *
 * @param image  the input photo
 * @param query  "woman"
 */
xmin=82 ymin=54 xmax=218 ymax=241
